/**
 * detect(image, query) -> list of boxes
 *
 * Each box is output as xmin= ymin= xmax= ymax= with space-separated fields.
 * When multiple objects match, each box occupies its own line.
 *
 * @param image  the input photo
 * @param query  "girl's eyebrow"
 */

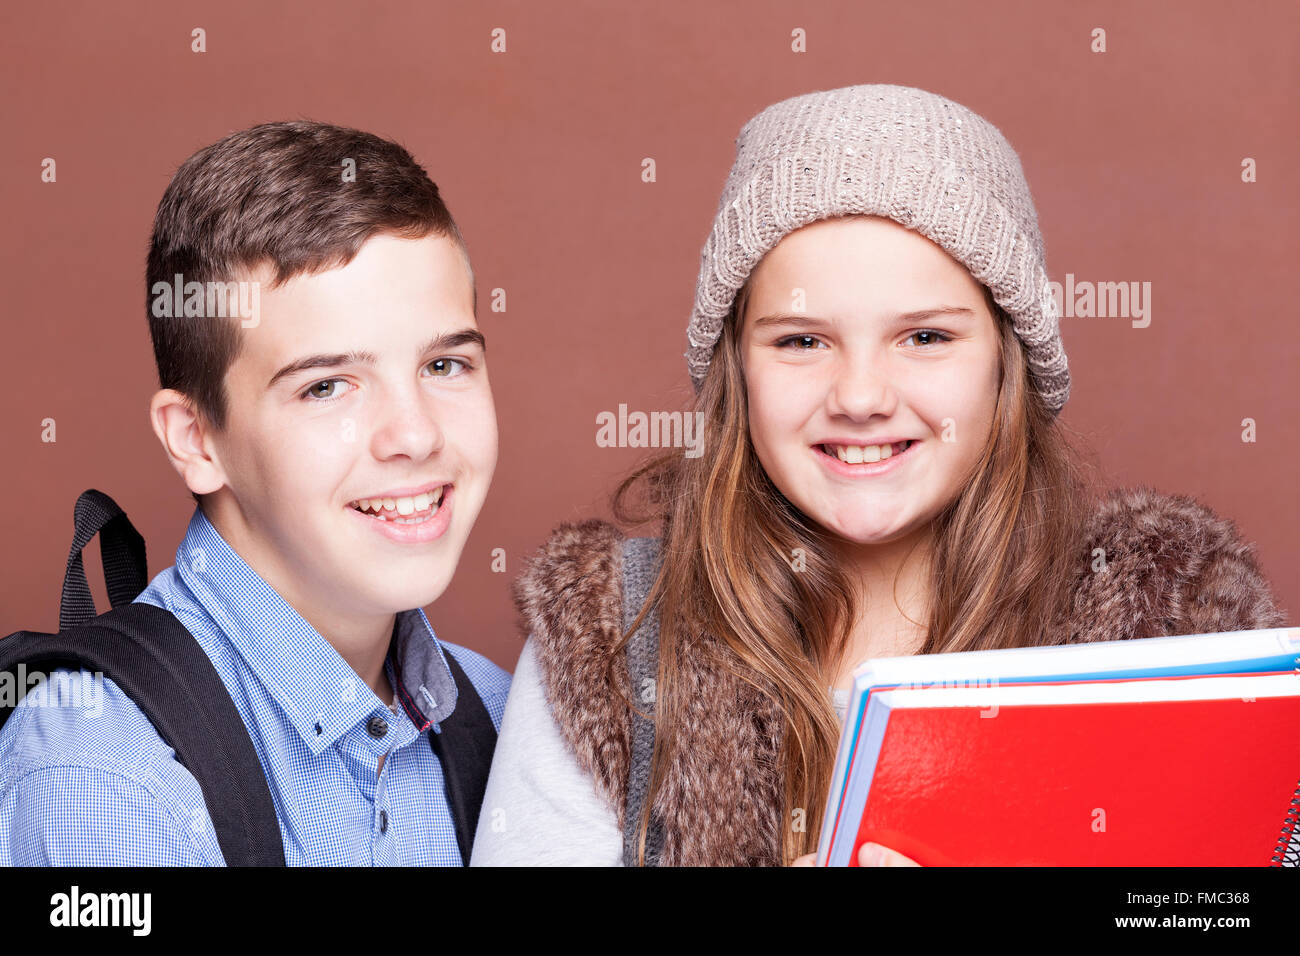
xmin=266 ymin=328 xmax=486 ymax=390
xmin=751 ymin=305 xmax=976 ymax=330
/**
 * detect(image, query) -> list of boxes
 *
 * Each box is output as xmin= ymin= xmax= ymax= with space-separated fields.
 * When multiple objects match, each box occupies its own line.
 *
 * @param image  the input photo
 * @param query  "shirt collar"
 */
xmin=173 ymin=507 xmax=459 ymax=754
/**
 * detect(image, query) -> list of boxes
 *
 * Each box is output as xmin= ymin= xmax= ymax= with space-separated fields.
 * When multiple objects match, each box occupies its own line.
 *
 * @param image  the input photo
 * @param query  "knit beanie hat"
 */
xmin=685 ymin=83 xmax=1070 ymax=416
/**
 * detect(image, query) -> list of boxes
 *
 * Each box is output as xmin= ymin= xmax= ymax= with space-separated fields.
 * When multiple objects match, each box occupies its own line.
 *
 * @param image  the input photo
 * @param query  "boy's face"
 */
xmin=196 ymin=232 xmax=496 ymax=623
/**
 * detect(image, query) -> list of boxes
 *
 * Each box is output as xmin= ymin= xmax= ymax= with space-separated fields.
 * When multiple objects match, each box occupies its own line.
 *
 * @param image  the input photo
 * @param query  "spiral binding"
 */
xmin=1271 ymin=782 xmax=1299 ymax=866
xmin=1269 ymin=650 xmax=1300 ymax=866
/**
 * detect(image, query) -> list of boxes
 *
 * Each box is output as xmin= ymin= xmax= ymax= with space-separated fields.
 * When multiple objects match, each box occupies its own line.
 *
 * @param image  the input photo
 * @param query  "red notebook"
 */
xmin=846 ymin=678 xmax=1300 ymax=866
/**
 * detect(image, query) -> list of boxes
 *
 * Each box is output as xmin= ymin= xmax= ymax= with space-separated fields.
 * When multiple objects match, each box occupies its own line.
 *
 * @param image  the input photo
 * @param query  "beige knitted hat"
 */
xmin=685 ymin=83 xmax=1070 ymax=415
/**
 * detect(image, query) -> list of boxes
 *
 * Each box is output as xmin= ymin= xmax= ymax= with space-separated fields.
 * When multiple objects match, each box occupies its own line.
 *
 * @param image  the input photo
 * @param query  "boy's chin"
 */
xmin=357 ymin=560 xmax=460 ymax=612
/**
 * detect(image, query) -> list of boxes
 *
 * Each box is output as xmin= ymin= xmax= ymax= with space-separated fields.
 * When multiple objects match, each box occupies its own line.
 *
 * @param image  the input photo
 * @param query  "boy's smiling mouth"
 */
xmin=347 ymin=482 xmax=448 ymax=523
xmin=345 ymin=482 xmax=455 ymax=544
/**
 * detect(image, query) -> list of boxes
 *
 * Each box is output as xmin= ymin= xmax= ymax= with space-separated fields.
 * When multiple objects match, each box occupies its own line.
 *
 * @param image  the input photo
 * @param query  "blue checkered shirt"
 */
xmin=0 ymin=507 xmax=510 ymax=866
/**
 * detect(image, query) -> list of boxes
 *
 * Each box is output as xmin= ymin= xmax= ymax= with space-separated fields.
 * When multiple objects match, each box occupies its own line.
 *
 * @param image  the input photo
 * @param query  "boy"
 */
xmin=0 ymin=121 xmax=510 ymax=865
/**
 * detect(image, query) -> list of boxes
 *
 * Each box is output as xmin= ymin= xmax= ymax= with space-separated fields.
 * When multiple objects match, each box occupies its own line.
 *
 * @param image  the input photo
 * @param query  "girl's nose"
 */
xmin=825 ymin=357 xmax=898 ymax=421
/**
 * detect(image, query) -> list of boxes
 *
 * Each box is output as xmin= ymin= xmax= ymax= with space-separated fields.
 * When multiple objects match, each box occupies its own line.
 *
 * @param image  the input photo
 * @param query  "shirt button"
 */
xmin=380 ymin=810 xmax=389 ymax=834
xmin=367 ymin=715 xmax=389 ymax=738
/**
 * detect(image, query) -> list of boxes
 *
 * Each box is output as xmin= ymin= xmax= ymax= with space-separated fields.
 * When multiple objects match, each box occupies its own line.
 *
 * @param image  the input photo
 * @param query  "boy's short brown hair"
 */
xmin=146 ymin=120 xmax=473 ymax=444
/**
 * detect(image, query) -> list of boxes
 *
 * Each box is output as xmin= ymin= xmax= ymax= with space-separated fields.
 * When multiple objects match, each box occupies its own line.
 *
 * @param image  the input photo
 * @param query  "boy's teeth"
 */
xmin=351 ymin=487 xmax=445 ymax=514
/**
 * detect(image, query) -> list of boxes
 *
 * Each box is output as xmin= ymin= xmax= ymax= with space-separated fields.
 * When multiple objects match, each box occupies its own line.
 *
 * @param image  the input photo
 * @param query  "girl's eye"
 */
xmin=776 ymin=334 xmax=826 ymax=350
xmin=426 ymin=357 xmax=469 ymax=377
xmin=905 ymin=329 xmax=953 ymax=349
xmin=301 ymin=378 xmax=353 ymax=402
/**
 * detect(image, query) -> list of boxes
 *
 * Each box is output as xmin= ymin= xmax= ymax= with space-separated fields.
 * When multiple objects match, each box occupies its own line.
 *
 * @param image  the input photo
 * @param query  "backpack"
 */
xmin=0 ymin=489 xmax=497 ymax=866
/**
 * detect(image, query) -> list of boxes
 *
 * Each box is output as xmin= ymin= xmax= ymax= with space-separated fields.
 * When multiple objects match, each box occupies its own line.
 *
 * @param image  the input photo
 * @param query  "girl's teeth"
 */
xmin=827 ymin=441 xmax=909 ymax=463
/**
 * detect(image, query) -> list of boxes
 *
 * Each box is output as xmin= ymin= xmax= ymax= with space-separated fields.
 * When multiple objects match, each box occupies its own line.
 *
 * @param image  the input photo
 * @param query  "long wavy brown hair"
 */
xmin=611 ymin=272 xmax=1102 ymax=865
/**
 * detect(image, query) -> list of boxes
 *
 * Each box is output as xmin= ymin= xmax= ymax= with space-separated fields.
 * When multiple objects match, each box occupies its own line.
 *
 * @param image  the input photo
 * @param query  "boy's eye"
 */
xmin=426 ymin=357 xmax=469 ymax=377
xmin=302 ymin=378 xmax=352 ymax=401
xmin=299 ymin=358 xmax=471 ymax=402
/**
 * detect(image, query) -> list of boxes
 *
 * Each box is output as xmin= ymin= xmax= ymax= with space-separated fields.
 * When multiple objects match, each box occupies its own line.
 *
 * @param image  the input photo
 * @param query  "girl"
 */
xmin=470 ymin=84 xmax=1287 ymax=867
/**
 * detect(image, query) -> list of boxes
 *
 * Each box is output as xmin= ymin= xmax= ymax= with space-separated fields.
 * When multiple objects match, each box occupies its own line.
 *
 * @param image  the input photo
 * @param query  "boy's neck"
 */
xmin=325 ymin=616 xmax=397 ymax=708
xmin=200 ymin=497 xmax=398 ymax=706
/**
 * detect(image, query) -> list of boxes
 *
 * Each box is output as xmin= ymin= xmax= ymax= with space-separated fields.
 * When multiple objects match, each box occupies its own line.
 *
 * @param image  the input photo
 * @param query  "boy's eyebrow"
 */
xmin=266 ymin=328 xmax=486 ymax=389
xmin=750 ymin=306 xmax=976 ymax=329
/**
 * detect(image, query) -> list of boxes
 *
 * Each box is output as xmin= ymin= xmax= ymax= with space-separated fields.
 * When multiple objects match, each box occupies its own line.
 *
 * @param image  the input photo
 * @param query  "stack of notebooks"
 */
xmin=816 ymin=628 xmax=1300 ymax=866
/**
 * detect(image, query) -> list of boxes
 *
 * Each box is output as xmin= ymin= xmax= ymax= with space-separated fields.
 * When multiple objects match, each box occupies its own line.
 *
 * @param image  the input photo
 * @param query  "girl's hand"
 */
xmin=859 ymin=841 xmax=921 ymax=866
xmin=789 ymin=842 xmax=922 ymax=866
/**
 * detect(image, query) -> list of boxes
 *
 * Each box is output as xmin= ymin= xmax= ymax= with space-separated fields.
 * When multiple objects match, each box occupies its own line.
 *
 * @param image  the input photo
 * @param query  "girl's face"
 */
xmin=739 ymin=215 xmax=1001 ymax=547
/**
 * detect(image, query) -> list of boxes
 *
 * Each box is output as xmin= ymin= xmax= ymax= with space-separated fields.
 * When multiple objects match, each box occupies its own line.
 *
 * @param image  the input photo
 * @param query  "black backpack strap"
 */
xmin=428 ymin=649 xmax=498 ymax=866
xmin=1 ymin=489 xmax=285 ymax=866
xmin=59 ymin=489 xmax=149 ymax=630
xmin=1 ymin=605 xmax=286 ymax=866
xmin=621 ymin=536 xmax=665 ymax=867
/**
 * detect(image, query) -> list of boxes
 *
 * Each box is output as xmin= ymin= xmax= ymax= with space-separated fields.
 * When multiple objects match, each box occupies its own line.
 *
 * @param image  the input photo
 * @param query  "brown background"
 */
xmin=2 ymin=0 xmax=1296 ymax=670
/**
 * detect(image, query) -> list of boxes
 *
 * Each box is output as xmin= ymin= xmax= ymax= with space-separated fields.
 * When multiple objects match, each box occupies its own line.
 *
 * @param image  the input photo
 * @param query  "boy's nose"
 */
xmin=370 ymin=396 xmax=446 ymax=461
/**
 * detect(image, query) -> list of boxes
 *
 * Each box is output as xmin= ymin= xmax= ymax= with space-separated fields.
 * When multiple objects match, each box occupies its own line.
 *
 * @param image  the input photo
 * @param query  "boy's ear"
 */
xmin=149 ymin=389 xmax=229 ymax=496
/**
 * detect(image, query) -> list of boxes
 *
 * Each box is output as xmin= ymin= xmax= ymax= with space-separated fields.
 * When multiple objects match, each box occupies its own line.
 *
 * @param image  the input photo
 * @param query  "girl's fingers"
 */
xmin=859 ymin=841 xmax=922 ymax=867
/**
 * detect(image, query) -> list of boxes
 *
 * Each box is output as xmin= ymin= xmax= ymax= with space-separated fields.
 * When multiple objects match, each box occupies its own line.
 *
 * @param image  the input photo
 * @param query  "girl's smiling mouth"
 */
xmin=814 ymin=439 xmax=920 ymax=476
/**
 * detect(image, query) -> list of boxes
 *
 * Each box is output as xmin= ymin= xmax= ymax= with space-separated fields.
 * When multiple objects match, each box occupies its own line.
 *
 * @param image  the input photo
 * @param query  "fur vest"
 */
xmin=512 ymin=486 xmax=1288 ymax=866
